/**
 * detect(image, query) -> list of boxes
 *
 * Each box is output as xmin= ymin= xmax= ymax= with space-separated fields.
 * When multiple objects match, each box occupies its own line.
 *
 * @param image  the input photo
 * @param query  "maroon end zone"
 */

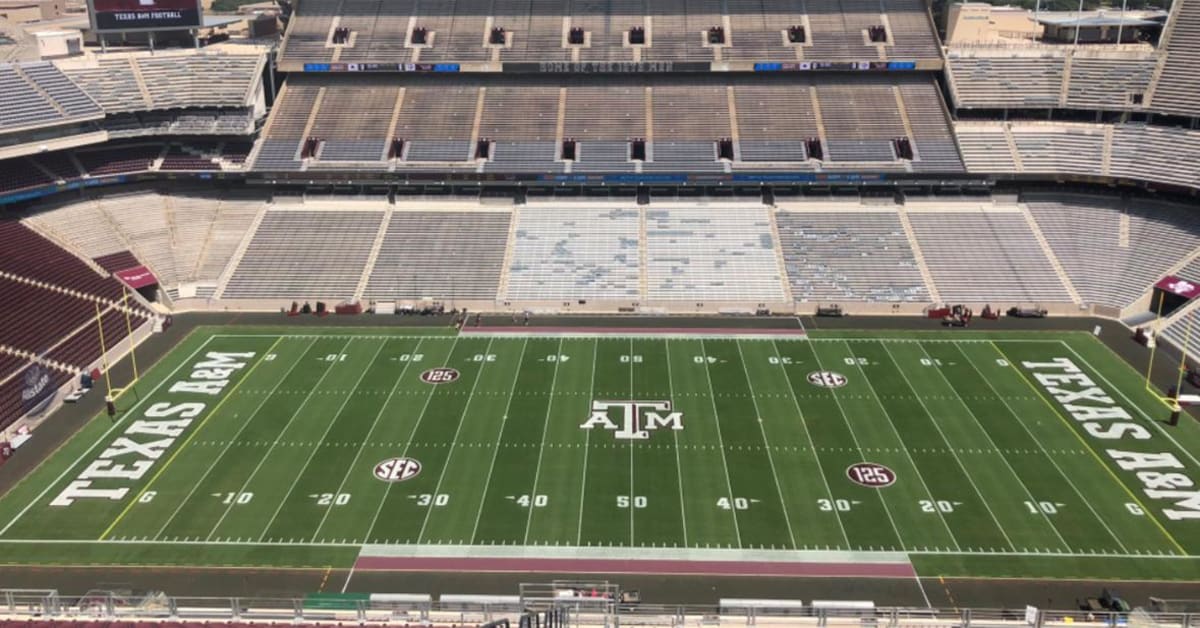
xmin=353 ymin=556 xmax=914 ymax=578
xmin=461 ymin=326 xmax=808 ymax=337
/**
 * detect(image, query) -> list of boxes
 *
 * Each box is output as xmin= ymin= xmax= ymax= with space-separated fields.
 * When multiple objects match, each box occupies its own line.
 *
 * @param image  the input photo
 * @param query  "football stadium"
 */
xmin=1 ymin=0 xmax=1200 ymax=624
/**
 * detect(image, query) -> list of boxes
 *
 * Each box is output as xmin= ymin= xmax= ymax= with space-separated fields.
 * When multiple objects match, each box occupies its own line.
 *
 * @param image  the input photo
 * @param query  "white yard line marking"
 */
xmin=154 ymin=337 xmax=317 ymax=540
xmin=734 ymin=340 xmax=798 ymax=550
xmin=837 ymin=340 xmax=961 ymax=551
xmin=203 ymin=337 xmax=354 ymax=541
xmin=804 ymin=341 xmax=909 ymax=551
xmin=769 ymin=339 xmax=851 ymax=550
xmin=362 ymin=335 xmax=463 ymax=544
xmin=415 ymin=338 xmax=497 ymax=544
xmin=311 ymin=338 xmax=427 ymax=542
xmin=877 ymin=341 xmax=1017 ymax=552
xmin=258 ymin=340 xmax=388 ymax=541
xmin=521 ymin=338 xmax=565 ymax=545
xmin=0 ymin=333 xmax=214 ymax=538
xmin=966 ymin=342 xmax=1129 ymax=554
xmin=467 ymin=338 xmax=529 ymax=543
xmin=628 ymin=337 xmax=636 ymax=547
xmin=910 ymin=340 xmax=1069 ymax=551
xmin=699 ymin=339 xmax=743 ymax=548
xmin=575 ymin=338 xmax=599 ymax=546
xmin=664 ymin=339 xmax=689 ymax=548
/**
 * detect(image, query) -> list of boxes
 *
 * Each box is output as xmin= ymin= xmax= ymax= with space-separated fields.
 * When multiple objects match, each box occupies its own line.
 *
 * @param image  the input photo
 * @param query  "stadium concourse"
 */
xmin=1 ymin=0 xmax=1200 ymax=619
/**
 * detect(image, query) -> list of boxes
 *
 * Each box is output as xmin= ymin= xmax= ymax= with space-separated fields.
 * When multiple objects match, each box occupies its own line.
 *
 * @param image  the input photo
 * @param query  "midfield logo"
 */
xmin=580 ymin=400 xmax=684 ymax=440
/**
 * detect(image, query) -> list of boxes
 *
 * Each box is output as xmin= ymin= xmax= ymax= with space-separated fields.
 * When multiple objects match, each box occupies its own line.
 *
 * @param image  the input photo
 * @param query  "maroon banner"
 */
xmin=114 ymin=265 xmax=158 ymax=289
xmin=1155 ymin=275 xmax=1200 ymax=300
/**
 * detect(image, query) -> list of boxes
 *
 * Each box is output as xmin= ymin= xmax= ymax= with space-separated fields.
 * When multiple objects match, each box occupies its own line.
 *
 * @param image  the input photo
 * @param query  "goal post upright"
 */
xmin=95 ymin=301 xmax=113 ymax=398
xmin=121 ymin=286 xmax=140 ymax=385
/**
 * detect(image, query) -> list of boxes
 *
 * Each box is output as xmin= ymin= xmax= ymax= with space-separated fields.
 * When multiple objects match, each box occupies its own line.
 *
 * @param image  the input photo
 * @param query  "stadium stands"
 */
xmin=645 ymin=205 xmax=787 ymax=302
xmin=0 ymin=62 xmax=102 ymax=132
xmin=955 ymin=121 xmax=1200 ymax=191
xmin=946 ymin=50 xmax=1067 ymax=109
xmin=1026 ymin=193 xmax=1200 ymax=310
xmin=907 ymin=205 xmax=1074 ymax=303
xmin=276 ymin=0 xmax=942 ymax=69
xmin=776 ymin=207 xmax=930 ymax=303
xmin=506 ymin=206 xmax=641 ymax=301
xmin=56 ymin=50 xmax=265 ymax=113
xmin=24 ymin=188 xmax=271 ymax=301
xmin=1010 ymin=125 xmax=1106 ymax=177
xmin=0 ymin=220 xmax=152 ymax=428
xmin=1148 ymin=0 xmax=1200 ymax=116
xmin=253 ymin=75 xmax=963 ymax=173
xmin=364 ymin=209 xmax=509 ymax=301
xmin=0 ymin=158 xmax=56 ymax=194
xmin=221 ymin=207 xmax=385 ymax=300
xmin=946 ymin=47 xmax=1157 ymax=112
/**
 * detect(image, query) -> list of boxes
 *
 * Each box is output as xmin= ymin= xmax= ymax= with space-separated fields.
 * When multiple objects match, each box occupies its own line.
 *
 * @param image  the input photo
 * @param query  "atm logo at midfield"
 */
xmin=579 ymin=400 xmax=684 ymax=440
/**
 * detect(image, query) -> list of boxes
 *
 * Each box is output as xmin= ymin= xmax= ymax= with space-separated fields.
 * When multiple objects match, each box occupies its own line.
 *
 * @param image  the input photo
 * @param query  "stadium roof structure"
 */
xmin=1035 ymin=13 xmax=1164 ymax=27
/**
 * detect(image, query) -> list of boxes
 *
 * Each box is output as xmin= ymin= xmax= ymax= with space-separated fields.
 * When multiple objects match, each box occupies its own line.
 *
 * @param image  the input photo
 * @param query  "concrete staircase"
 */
xmin=895 ymin=205 xmax=941 ymax=304
xmin=767 ymin=207 xmax=794 ymax=304
xmin=496 ymin=205 xmax=521 ymax=300
xmin=354 ymin=205 xmax=395 ymax=301
xmin=1018 ymin=202 xmax=1082 ymax=305
xmin=213 ymin=202 xmax=270 ymax=299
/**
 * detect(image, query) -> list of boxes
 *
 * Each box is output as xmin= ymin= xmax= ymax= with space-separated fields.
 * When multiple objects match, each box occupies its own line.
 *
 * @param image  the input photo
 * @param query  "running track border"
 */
xmin=352 ymin=555 xmax=914 ymax=577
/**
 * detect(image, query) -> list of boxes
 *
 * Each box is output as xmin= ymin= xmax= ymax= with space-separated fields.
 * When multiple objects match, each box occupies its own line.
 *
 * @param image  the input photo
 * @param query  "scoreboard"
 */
xmin=89 ymin=0 xmax=203 ymax=33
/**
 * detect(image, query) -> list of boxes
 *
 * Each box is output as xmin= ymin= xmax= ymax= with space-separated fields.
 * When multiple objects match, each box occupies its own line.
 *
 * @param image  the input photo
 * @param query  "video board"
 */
xmin=90 ymin=0 xmax=203 ymax=33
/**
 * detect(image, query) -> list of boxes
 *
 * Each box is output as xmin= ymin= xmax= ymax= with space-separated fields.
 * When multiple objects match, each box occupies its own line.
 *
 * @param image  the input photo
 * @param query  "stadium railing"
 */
xmin=3 ymin=589 xmax=1198 ymax=628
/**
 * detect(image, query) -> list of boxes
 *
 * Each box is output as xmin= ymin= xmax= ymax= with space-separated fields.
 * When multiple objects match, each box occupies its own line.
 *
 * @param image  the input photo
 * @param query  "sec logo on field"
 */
xmin=420 ymin=367 xmax=460 ymax=384
xmin=846 ymin=462 xmax=896 ymax=488
xmin=374 ymin=457 xmax=422 ymax=482
xmin=807 ymin=371 xmax=848 ymax=388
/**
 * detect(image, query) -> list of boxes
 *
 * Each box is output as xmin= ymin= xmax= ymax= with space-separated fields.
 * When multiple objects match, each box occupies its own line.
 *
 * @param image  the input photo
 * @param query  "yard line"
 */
xmin=805 ymin=342 xmax=909 ymax=550
xmin=837 ymin=340 xmax=961 ymax=551
xmin=310 ymin=338 xmax=427 ymax=542
xmin=733 ymin=340 xmax=797 ymax=550
xmin=102 ymin=336 xmax=285 ymax=541
xmin=154 ymin=337 xmax=317 ymax=540
xmin=521 ymin=338 xmax=565 ymax=545
xmin=878 ymin=341 xmax=1017 ymax=552
xmin=468 ymin=338 xmax=529 ymax=543
xmin=575 ymin=338 xmax=599 ymax=546
xmin=664 ymin=339 xmax=689 ymax=547
xmin=963 ymin=342 xmax=1131 ymax=553
xmin=256 ymin=340 xmax=389 ymax=541
xmin=628 ymin=337 xmax=636 ymax=547
xmin=699 ymin=339 xmax=743 ymax=548
xmin=414 ymin=338 xmax=498 ymax=543
xmin=769 ymin=340 xmax=851 ymax=550
xmin=362 ymin=335 xmax=464 ymax=544
xmin=911 ymin=340 xmax=1070 ymax=550
xmin=0 ymin=333 xmax=215 ymax=538
xmin=202 ymin=337 xmax=353 ymax=541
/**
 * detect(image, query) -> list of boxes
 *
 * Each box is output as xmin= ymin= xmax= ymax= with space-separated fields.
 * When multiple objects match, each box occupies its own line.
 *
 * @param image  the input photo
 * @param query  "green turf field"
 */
xmin=2 ymin=326 xmax=1200 ymax=579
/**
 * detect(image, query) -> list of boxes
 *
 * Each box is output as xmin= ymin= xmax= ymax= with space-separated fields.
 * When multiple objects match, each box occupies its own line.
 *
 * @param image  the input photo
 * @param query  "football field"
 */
xmin=2 ymin=325 xmax=1200 ymax=580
